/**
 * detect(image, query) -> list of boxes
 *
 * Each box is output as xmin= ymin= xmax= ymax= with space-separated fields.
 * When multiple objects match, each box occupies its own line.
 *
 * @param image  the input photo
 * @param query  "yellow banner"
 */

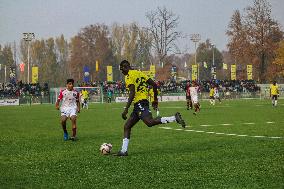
xmin=192 ymin=65 xmax=198 ymax=81
xmin=32 ymin=66 xmax=38 ymax=83
xmin=142 ymin=71 xmax=155 ymax=79
xmin=231 ymin=65 xmax=236 ymax=80
xmin=107 ymin=66 xmax=113 ymax=82
xmin=141 ymin=65 xmax=156 ymax=79
xmin=247 ymin=65 xmax=252 ymax=80
xmin=150 ymin=65 xmax=155 ymax=73
xmin=203 ymin=62 xmax=207 ymax=68
xmin=223 ymin=63 xmax=227 ymax=70
xmin=96 ymin=60 xmax=99 ymax=72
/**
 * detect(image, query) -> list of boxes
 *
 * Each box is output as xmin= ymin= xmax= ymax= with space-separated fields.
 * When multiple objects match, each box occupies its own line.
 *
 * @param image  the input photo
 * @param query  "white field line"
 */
xmin=266 ymin=122 xmax=275 ymax=124
xmin=175 ymin=129 xmax=183 ymax=131
xmin=199 ymin=122 xmax=277 ymax=127
xmin=158 ymin=127 xmax=283 ymax=139
xmin=194 ymin=130 xmax=205 ymax=133
xmin=200 ymin=124 xmax=214 ymax=127
xmin=251 ymin=136 xmax=266 ymax=138
xmin=200 ymin=123 xmax=233 ymax=127
xmin=225 ymin=133 xmax=237 ymax=136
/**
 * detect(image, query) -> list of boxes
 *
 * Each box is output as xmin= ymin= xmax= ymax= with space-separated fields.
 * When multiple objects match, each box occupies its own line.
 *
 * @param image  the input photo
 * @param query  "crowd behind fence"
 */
xmin=77 ymin=79 xmax=261 ymax=94
xmin=0 ymin=80 xmax=282 ymax=105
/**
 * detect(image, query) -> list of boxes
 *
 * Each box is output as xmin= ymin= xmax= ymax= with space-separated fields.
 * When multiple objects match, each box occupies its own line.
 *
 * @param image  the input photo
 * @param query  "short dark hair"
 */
xmin=120 ymin=60 xmax=130 ymax=67
xmin=67 ymin=79 xmax=74 ymax=84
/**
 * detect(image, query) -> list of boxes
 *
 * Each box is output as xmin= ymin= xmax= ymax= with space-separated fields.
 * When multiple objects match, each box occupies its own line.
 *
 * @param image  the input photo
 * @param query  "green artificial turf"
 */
xmin=0 ymin=100 xmax=283 ymax=188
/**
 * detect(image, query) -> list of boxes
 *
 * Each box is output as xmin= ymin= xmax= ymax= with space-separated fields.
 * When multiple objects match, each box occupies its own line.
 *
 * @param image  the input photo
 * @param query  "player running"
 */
xmin=185 ymin=81 xmax=193 ymax=110
xmin=116 ymin=60 xmax=186 ymax=156
xmin=270 ymin=81 xmax=279 ymax=107
xmin=214 ymin=85 xmax=221 ymax=103
xmin=190 ymin=81 xmax=200 ymax=115
xmin=81 ymin=88 xmax=89 ymax=109
xmin=209 ymin=85 xmax=215 ymax=105
xmin=55 ymin=79 xmax=80 ymax=141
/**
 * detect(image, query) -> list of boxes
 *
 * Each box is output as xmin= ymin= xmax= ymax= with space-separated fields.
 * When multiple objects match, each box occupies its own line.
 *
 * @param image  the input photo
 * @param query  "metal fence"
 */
xmin=1 ymin=89 xmax=283 ymax=106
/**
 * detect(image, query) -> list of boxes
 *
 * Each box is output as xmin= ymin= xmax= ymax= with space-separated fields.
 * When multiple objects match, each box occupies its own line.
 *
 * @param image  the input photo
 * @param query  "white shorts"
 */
xmin=60 ymin=107 xmax=77 ymax=117
xmin=191 ymin=96 xmax=199 ymax=104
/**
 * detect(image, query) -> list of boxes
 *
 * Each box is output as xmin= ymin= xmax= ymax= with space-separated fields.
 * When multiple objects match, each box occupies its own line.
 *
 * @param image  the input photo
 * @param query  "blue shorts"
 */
xmin=131 ymin=100 xmax=152 ymax=119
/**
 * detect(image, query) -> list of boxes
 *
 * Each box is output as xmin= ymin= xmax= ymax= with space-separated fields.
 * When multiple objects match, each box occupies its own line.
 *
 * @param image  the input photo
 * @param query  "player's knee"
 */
xmin=61 ymin=120 xmax=66 ymax=124
xmin=124 ymin=124 xmax=132 ymax=130
xmin=70 ymin=117 xmax=76 ymax=122
xmin=144 ymin=120 xmax=154 ymax=127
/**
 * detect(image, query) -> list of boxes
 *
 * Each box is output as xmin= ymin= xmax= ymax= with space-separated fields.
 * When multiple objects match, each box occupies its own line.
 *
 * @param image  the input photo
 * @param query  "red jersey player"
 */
xmin=55 ymin=79 xmax=80 ymax=141
xmin=185 ymin=81 xmax=193 ymax=110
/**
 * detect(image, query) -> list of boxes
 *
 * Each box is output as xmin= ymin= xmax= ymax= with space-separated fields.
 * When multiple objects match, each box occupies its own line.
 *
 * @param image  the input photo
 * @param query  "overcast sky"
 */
xmin=0 ymin=0 xmax=284 ymax=53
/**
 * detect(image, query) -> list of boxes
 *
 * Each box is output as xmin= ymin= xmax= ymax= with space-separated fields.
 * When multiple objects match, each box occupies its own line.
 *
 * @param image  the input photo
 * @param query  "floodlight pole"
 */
xmin=190 ymin=34 xmax=201 ymax=81
xmin=211 ymin=43 xmax=216 ymax=79
xmin=23 ymin=33 xmax=35 ymax=83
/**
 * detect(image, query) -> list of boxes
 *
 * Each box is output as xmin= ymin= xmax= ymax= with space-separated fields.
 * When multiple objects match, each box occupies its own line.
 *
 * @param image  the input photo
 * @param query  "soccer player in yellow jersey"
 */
xmin=116 ymin=60 xmax=186 ymax=156
xmin=81 ymin=89 xmax=89 ymax=109
xmin=270 ymin=81 xmax=279 ymax=107
xmin=209 ymin=85 xmax=215 ymax=105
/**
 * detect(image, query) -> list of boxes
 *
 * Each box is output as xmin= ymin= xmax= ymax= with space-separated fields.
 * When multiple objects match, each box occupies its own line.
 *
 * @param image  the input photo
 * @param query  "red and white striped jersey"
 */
xmin=57 ymin=89 xmax=79 ymax=109
xmin=186 ymin=85 xmax=191 ymax=96
xmin=189 ymin=86 xmax=199 ymax=98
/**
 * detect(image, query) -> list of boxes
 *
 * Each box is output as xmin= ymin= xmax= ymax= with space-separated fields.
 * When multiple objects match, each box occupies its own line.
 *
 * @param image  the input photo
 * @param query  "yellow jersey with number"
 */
xmin=270 ymin=84 xmax=279 ymax=95
xmin=209 ymin=88 xmax=214 ymax=97
xmin=81 ymin=90 xmax=89 ymax=99
xmin=125 ymin=70 xmax=149 ymax=103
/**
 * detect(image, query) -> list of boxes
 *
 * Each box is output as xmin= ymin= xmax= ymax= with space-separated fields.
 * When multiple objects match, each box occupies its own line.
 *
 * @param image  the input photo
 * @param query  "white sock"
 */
xmin=161 ymin=116 xmax=176 ymax=124
xmin=272 ymin=100 xmax=275 ymax=106
xmin=121 ymin=138 xmax=129 ymax=153
xmin=275 ymin=100 xmax=277 ymax=106
xmin=213 ymin=100 xmax=215 ymax=105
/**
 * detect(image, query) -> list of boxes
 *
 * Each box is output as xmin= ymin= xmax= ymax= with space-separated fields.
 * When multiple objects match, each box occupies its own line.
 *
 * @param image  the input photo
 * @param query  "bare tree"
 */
xmin=146 ymin=6 xmax=181 ymax=65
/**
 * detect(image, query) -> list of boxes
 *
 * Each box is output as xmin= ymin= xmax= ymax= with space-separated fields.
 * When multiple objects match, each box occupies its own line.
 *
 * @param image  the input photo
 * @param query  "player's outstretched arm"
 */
xmin=77 ymin=100 xmax=80 ymax=113
xmin=55 ymin=100 xmax=60 ymax=110
xmin=147 ymin=78 xmax=158 ymax=110
xmin=56 ymin=90 xmax=63 ymax=110
xmin=122 ymin=84 xmax=135 ymax=120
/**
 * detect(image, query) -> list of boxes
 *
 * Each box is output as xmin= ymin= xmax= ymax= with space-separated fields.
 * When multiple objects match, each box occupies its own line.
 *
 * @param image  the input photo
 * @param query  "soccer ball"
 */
xmin=99 ymin=143 xmax=112 ymax=155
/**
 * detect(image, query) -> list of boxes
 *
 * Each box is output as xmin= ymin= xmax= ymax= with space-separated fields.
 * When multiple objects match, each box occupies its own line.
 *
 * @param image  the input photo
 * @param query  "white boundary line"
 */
xmin=159 ymin=127 xmax=283 ymax=139
xmin=196 ymin=121 xmax=278 ymax=127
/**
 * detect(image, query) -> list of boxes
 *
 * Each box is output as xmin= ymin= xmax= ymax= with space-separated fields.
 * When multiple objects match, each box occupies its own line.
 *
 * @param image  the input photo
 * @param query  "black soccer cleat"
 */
xmin=115 ymin=151 xmax=128 ymax=157
xmin=175 ymin=112 xmax=186 ymax=128
xmin=69 ymin=137 xmax=77 ymax=141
